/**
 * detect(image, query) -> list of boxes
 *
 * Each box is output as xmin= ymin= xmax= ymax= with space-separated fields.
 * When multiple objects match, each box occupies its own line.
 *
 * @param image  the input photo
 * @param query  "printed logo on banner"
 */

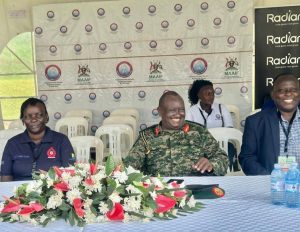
xmin=115 ymin=61 xmax=133 ymax=84
xmin=64 ymin=93 xmax=72 ymax=104
xmin=190 ymin=58 xmax=207 ymax=75
xmin=89 ymin=92 xmax=97 ymax=102
xmin=267 ymin=32 xmax=300 ymax=48
xmin=103 ymin=110 xmax=110 ymax=118
xmin=77 ymin=65 xmax=91 ymax=84
xmin=44 ymin=65 xmax=62 ymax=87
xmin=224 ymin=57 xmax=239 ymax=77
xmin=148 ymin=61 xmax=164 ymax=82
xmin=54 ymin=112 xmax=62 ymax=120
xmin=138 ymin=90 xmax=146 ymax=100
xmin=40 ymin=94 xmax=48 ymax=103
xmin=266 ymin=10 xmax=300 ymax=25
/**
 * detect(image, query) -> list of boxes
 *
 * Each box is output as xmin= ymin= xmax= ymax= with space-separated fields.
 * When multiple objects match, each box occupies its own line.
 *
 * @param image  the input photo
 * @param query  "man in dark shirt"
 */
xmin=0 ymin=98 xmax=74 ymax=181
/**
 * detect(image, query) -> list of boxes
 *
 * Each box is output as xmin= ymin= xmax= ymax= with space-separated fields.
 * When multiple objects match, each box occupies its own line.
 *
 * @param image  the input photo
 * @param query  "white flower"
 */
xmin=179 ymin=199 xmax=186 ymax=208
xmin=68 ymin=175 xmax=82 ymax=189
xmin=12 ymin=186 xmax=18 ymax=195
xmin=39 ymin=215 xmax=48 ymax=223
xmin=143 ymin=208 xmax=154 ymax=218
xmin=114 ymin=171 xmax=128 ymax=183
xmin=149 ymin=191 xmax=157 ymax=200
xmin=11 ymin=214 xmax=20 ymax=221
xmin=85 ymin=210 xmax=97 ymax=223
xmin=126 ymin=184 xmax=142 ymax=194
xmin=46 ymin=179 xmax=54 ymax=188
xmin=66 ymin=188 xmax=81 ymax=203
xmin=26 ymin=180 xmax=43 ymax=195
xmin=46 ymin=192 xmax=63 ymax=209
xmin=187 ymin=195 xmax=196 ymax=208
xmin=99 ymin=202 xmax=109 ymax=214
xmin=109 ymin=191 xmax=122 ymax=203
xmin=61 ymin=171 xmax=72 ymax=182
xmin=126 ymin=166 xmax=140 ymax=175
xmin=171 ymin=209 xmax=178 ymax=216
xmin=123 ymin=196 xmax=141 ymax=211
xmin=151 ymin=177 xmax=164 ymax=190
xmin=93 ymin=170 xmax=106 ymax=181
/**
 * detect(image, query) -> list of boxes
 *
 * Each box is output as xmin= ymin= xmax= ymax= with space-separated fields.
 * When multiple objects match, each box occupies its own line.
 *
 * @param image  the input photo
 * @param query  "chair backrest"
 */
xmin=95 ymin=124 xmax=134 ymax=163
xmin=69 ymin=136 xmax=104 ymax=165
xmin=55 ymin=117 xmax=88 ymax=138
xmin=65 ymin=110 xmax=93 ymax=134
xmin=208 ymin=127 xmax=244 ymax=176
xmin=0 ymin=129 xmax=24 ymax=170
xmin=102 ymin=115 xmax=137 ymax=139
xmin=225 ymin=105 xmax=241 ymax=129
xmin=110 ymin=108 xmax=140 ymax=124
xmin=0 ymin=101 xmax=4 ymax=130
xmin=8 ymin=119 xmax=26 ymax=130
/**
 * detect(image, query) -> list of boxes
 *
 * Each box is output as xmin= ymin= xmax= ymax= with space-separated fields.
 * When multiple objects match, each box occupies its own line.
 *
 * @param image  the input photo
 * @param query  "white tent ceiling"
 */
xmin=0 ymin=0 xmax=299 ymax=53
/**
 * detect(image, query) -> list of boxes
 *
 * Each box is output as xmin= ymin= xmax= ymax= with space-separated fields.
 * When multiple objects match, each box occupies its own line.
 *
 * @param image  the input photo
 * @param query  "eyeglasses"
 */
xmin=275 ymin=88 xmax=300 ymax=94
xmin=23 ymin=113 xmax=45 ymax=121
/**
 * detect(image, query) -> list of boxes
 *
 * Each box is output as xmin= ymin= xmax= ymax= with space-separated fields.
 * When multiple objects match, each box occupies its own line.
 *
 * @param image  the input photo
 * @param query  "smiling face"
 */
xmin=271 ymin=74 xmax=300 ymax=114
xmin=158 ymin=94 xmax=185 ymax=130
xmin=22 ymin=103 xmax=48 ymax=135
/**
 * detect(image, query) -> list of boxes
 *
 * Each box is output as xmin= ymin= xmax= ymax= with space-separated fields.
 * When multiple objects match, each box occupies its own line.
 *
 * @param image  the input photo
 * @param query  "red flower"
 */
xmin=1 ymin=198 xmax=21 ymax=213
xmin=85 ymin=176 xmax=94 ymax=186
xmin=54 ymin=181 xmax=69 ymax=192
xmin=73 ymin=198 xmax=85 ymax=218
xmin=170 ymin=181 xmax=186 ymax=198
xmin=183 ymin=124 xmax=190 ymax=134
xmin=155 ymin=195 xmax=176 ymax=213
xmin=53 ymin=166 xmax=75 ymax=178
xmin=113 ymin=164 xmax=122 ymax=174
xmin=90 ymin=163 xmax=97 ymax=175
xmin=143 ymin=182 xmax=150 ymax=188
xmin=106 ymin=203 xmax=124 ymax=221
xmin=18 ymin=202 xmax=44 ymax=215
xmin=155 ymin=127 xmax=159 ymax=137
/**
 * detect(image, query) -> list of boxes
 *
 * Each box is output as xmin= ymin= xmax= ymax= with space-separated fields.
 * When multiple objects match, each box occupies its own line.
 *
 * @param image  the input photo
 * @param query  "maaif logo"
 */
xmin=77 ymin=64 xmax=91 ymax=83
xmin=149 ymin=61 xmax=163 ymax=81
xmin=45 ymin=64 xmax=61 ymax=81
xmin=116 ymin=61 xmax=133 ymax=78
xmin=190 ymin=58 xmax=207 ymax=75
xmin=225 ymin=57 xmax=239 ymax=77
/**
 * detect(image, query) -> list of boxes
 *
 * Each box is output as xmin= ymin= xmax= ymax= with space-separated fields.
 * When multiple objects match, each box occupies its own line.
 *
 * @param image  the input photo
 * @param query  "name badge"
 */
xmin=278 ymin=156 xmax=296 ymax=172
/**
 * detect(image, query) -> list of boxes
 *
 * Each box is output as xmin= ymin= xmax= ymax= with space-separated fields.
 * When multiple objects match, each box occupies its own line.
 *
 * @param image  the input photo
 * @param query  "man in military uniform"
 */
xmin=123 ymin=91 xmax=228 ymax=176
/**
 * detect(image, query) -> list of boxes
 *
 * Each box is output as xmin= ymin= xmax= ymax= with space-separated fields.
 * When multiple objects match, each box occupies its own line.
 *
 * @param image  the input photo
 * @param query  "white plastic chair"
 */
xmin=95 ymin=124 xmax=134 ymax=163
xmin=110 ymin=108 xmax=140 ymax=124
xmin=102 ymin=115 xmax=137 ymax=139
xmin=65 ymin=110 xmax=93 ymax=134
xmin=226 ymin=105 xmax=241 ymax=130
xmin=69 ymin=136 xmax=104 ymax=165
xmin=55 ymin=117 xmax=88 ymax=138
xmin=0 ymin=129 xmax=24 ymax=170
xmin=8 ymin=119 xmax=26 ymax=130
xmin=208 ymin=127 xmax=244 ymax=176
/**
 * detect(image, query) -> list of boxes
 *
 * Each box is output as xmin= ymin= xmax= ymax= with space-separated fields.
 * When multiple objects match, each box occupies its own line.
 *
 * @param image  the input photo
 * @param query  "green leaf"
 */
xmin=48 ymin=168 xmax=56 ymax=180
xmin=127 ymin=173 xmax=143 ymax=183
xmin=106 ymin=178 xmax=117 ymax=195
xmin=116 ymin=185 xmax=125 ymax=194
xmin=146 ymin=198 xmax=157 ymax=210
xmin=59 ymin=201 xmax=71 ymax=211
xmin=90 ymin=205 xmax=98 ymax=215
xmin=128 ymin=211 xmax=147 ymax=219
xmin=27 ymin=191 xmax=41 ymax=200
xmin=92 ymin=193 xmax=106 ymax=205
xmin=68 ymin=209 xmax=75 ymax=226
xmin=105 ymin=155 xmax=115 ymax=176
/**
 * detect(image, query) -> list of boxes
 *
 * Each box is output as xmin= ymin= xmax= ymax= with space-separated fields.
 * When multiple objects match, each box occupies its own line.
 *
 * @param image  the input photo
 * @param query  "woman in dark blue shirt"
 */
xmin=0 ymin=98 xmax=74 ymax=181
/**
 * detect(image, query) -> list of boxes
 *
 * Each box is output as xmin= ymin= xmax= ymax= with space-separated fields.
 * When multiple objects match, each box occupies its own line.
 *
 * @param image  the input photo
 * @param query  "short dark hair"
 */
xmin=273 ymin=72 xmax=298 ymax=87
xmin=188 ymin=79 xmax=213 ymax=105
xmin=158 ymin=91 xmax=182 ymax=108
xmin=20 ymin=98 xmax=48 ymax=119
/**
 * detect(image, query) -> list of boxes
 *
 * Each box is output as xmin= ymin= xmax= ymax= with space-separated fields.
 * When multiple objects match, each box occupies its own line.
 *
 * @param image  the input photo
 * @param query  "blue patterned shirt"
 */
xmin=279 ymin=108 xmax=300 ymax=165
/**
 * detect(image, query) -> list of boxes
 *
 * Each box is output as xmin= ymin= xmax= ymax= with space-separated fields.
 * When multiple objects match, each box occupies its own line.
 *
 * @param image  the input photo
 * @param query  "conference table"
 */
xmin=0 ymin=175 xmax=299 ymax=232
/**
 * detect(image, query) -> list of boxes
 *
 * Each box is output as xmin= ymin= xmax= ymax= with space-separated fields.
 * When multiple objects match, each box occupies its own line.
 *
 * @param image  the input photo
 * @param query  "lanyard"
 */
xmin=278 ymin=110 xmax=296 ymax=154
xmin=199 ymin=108 xmax=212 ymax=128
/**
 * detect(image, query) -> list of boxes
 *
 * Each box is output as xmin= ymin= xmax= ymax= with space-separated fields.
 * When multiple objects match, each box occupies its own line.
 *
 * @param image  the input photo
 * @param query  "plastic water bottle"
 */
xmin=271 ymin=163 xmax=285 ymax=205
xmin=285 ymin=163 xmax=299 ymax=208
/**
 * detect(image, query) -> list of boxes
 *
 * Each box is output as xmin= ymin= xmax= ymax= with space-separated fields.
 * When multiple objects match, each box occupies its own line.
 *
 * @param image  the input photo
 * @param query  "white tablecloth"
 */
xmin=0 ymin=176 xmax=299 ymax=232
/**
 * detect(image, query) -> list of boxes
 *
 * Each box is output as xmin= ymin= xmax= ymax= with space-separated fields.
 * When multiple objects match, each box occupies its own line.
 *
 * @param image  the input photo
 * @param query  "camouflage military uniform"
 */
xmin=123 ymin=121 xmax=228 ymax=176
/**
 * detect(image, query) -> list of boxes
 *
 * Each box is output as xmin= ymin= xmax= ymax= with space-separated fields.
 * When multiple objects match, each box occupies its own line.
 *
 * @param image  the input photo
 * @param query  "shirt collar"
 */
xmin=20 ymin=126 xmax=53 ymax=143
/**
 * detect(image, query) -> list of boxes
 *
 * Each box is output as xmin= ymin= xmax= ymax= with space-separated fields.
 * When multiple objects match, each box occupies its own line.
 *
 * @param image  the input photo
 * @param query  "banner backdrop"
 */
xmin=255 ymin=5 xmax=300 ymax=109
xmin=33 ymin=0 xmax=253 ymax=133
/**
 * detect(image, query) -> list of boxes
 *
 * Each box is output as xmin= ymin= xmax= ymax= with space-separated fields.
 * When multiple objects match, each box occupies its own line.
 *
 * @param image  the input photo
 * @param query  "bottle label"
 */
xmin=285 ymin=183 xmax=298 ymax=192
xmin=271 ymin=181 xmax=285 ymax=191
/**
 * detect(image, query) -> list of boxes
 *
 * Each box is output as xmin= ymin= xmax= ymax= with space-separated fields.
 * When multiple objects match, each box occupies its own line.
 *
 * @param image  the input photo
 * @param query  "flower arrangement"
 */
xmin=0 ymin=156 xmax=202 ymax=227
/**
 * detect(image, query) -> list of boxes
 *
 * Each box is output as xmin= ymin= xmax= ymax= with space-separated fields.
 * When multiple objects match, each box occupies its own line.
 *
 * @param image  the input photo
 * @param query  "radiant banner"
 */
xmin=255 ymin=5 xmax=300 ymax=109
